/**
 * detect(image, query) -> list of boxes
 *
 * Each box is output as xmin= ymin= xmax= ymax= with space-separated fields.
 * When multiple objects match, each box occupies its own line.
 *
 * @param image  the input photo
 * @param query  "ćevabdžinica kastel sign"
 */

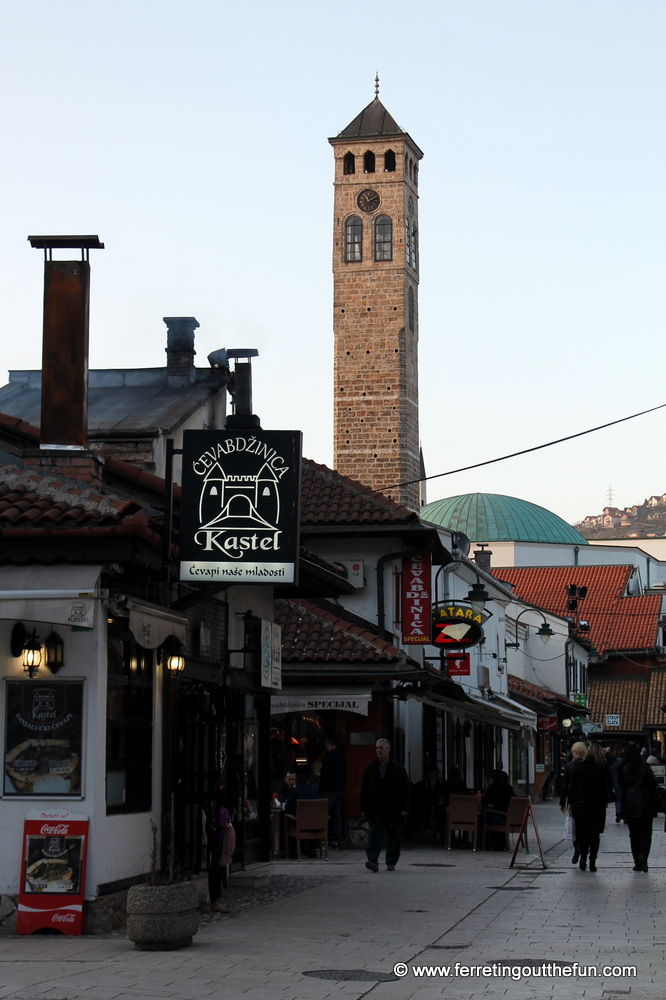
xmin=179 ymin=429 xmax=302 ymax=584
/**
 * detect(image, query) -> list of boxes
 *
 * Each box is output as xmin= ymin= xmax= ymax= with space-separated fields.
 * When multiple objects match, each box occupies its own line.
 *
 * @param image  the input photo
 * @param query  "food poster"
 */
xmin=4 ymin=681 xmax=83 ymax=797
xmin=23 ymin=832 xmax=84 ymax=894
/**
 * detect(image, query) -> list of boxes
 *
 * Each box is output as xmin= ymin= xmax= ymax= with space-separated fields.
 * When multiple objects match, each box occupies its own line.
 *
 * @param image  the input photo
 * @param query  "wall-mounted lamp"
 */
xmin=45 ymin=631 xmax=65 ymax=674
xmin=162 ymin=635 xmax=185 ymax=676
xmin=506 ymin=609 xmax=555 ymax=648
xmin=22 ymin=630 xmax=42 ymax=677
xmin=227 ymin=609 xmax=259 ymax=664
xmin=562 ymin=717 xmax=572 ymax=729
xmin=467 ymin=580 xmax=490 ymax=615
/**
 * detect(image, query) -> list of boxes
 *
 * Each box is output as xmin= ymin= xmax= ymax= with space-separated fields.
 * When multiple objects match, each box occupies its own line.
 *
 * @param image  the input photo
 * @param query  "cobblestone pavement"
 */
xmin=0 ymin=801 xmax=663 ymax=1000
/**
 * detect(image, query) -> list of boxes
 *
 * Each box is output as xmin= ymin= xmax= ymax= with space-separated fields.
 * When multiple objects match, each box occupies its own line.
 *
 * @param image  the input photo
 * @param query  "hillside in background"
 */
xmin=575 ymin=493 xmax=666 ymax=540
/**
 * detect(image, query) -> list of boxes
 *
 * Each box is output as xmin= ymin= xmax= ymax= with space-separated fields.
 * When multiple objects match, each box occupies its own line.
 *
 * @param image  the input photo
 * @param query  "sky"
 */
xmin=0 ymin=1 xmax=664 ymax=525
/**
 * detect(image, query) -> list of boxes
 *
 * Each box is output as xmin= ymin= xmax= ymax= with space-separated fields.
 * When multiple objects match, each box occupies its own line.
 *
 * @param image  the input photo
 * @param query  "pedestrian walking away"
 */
xmin=319 ymin=733 xmax=346 ymax=848
xmin=617 ymin=742 xmax=659 ymax=872
xmin=567 ymin=743 xmax=614 ymax=872
xmin=360 ymin=738 xmax=411 ymax=872
xmin=559 ymin=741 xmax=586 ymax=863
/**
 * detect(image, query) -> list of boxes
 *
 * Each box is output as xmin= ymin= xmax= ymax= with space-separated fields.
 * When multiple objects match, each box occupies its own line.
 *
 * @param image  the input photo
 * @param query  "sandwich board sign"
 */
xmin=17 ymin=809 xmax=88 ymax=935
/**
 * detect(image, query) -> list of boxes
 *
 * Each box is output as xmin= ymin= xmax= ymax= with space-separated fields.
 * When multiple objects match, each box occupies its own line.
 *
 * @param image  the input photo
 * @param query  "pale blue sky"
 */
xmin=0 ymin=2 xmax=664 ymax=523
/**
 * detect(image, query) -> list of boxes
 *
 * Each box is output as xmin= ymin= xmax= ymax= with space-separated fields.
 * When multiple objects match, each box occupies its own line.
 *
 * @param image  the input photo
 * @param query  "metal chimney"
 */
xmin=28 ymin=235 xmax=104 ymax=449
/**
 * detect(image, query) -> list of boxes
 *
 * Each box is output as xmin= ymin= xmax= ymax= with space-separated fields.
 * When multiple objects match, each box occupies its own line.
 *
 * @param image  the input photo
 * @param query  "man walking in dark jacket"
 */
xmin=361 ymin=738 xmax=411 ymax=872
xmin=319 ymin=735 xmax=346 ymax=848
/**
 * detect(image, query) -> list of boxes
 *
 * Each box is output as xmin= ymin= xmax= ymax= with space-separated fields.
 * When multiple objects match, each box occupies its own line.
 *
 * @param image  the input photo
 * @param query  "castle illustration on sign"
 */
xmin=198 ymin=460 xmax=281 ymax=531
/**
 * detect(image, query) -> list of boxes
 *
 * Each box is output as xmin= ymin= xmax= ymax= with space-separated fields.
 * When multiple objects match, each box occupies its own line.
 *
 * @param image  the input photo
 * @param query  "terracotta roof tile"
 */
xmin=275 ymin=598 xmax=412 ymax=664
xmin=508 ymin=674 xmax=581 ymax=711
xmin=0 ymin=466 xmax=163 ymax=549
xmin=300 ymin=459 xmax=418 ymax=526
xmin=587 ymin=675 xmax=649 ymax=732
xmin=645 ymin=668 xmax=666 ymax=727
xmin=493 ymin=565 xmax=660 ymax=654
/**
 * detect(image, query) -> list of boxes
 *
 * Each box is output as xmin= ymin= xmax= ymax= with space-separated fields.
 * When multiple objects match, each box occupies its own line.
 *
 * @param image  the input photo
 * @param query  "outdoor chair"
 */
xmin=483 ymin=796 xmax=530 ymax=852
xmin=446 ymin=794 xmax=479 ymax=851
xmin=287 ymin=798 xmax=329 ymax=860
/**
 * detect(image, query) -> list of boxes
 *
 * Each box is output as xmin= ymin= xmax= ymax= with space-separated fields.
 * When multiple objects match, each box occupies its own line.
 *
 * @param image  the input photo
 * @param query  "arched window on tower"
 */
xmin=384 ymin=149 xmax=396 ymax=172
xmin=405 ymin=220 xmax=411 ymax=266
xmin=343 ymin=151 xmax=355 ymax=175
xmin=363 ymin=150 xmax=375 ymax=173
xmin=345 ymin=216 xmax=362 ymax=262
xmin=408 ymin=286 xmax=415 ymax=330
xmin=374 ymin=215 xmax=392 ymax=261
xmin=411 ymin=226 xmax=418 ymax=271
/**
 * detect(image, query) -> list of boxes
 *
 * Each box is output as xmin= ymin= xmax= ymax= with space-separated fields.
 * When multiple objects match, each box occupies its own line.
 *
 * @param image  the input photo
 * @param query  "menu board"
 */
xmin=17 ymin=810 xmax=88 ymax=935
xmin=4 ymin=681 xmax=83 ymax=797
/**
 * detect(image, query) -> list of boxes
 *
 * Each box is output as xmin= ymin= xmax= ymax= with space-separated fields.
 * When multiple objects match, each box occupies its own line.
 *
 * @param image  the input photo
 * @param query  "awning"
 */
xmin=408 ymin=687 xmax=537 ymax=732
xmin=0 ymin=564 xmax=102 ymax=629
xmin=271 ymin=687 xmax=373 ymax=717
xmin=127 ymin=598 xmax=188 ymax=650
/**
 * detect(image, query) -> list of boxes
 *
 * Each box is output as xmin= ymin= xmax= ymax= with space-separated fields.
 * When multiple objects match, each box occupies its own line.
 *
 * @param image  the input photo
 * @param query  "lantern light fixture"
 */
xmin=162 ymin=635 xmax=185 ymax=676
xmin=45 ymin=631 xmax=65 ymax=674
xmin=22 ymin=630 xmax=42 ymax=676
xmin=537 ymin=621 xmax=555 ymax=645
xmin=467 ymin=581 xmax=490 ymax=616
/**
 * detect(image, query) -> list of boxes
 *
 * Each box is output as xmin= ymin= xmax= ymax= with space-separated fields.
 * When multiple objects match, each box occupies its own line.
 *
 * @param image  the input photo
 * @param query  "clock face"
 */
xmin=408 ymin=195 xmax=414 ymax=218
xmin=357 ymin=189 xmax=380 ymax=213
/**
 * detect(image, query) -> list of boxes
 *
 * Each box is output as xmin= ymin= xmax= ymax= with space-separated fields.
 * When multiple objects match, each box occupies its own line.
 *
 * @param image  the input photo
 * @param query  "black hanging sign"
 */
xmin=179 ymin=429 xmax=302 ymax=584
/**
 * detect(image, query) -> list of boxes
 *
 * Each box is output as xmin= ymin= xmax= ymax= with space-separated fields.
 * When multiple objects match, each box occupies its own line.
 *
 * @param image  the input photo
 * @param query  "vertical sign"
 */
xmin=17 ymin=809 xmax=88 ymax=935
xmin=271 ymin=623 xmax=282 ymax=690
xmin=261 ymin=620 xmax=272 ymax=688
xmin=179 ymin=429 xmax=302 ymax=584
xmin=401 ymin=553 xmax=431 ymax=644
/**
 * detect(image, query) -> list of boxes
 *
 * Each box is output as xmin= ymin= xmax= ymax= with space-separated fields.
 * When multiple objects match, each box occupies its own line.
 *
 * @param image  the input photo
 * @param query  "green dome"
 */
xmin=421 ymin=493 xmax=588 ymax=545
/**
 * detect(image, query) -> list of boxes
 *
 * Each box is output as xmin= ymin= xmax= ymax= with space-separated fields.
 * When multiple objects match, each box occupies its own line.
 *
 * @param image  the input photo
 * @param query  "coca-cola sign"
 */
xmin=40 ymin=824 xmax=69 ymax=835
xmin=18 ymin=811 xmax=88 ymax=936
xmin=52 ymin=912 xmax=76 ymax=923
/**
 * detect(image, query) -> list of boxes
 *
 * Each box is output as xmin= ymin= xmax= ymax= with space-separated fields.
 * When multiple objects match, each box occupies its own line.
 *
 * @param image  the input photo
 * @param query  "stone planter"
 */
xmin=126 ymin=882 xmax=200 ymax=951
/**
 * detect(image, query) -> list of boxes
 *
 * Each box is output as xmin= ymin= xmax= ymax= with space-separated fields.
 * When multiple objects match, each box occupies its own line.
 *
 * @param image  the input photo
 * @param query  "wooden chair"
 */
xmin=446 ymin=794 xmax=479 ymax=851
xmin=287 ymin=799 xmax=329 ymax=860
xmin=483 ymin=796 xmax=530 ymax=852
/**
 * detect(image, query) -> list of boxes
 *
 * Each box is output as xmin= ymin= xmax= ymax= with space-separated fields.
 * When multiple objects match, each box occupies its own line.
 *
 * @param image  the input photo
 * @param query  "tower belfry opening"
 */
xmin=329 ymin=89 xmax=423 ymax=510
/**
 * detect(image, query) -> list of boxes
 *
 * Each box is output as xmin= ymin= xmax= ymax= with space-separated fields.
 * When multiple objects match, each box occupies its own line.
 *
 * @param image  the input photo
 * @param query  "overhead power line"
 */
xmin=354 ymin=401 xmax=666 ymax=497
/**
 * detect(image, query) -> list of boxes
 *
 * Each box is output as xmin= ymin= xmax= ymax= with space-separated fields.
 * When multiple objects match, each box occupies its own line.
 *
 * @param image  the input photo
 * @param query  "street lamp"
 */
xmin=467 ymin=580 xmax=490 ymax=615
xmin=506 ymin=608 xmax=555 ymax=648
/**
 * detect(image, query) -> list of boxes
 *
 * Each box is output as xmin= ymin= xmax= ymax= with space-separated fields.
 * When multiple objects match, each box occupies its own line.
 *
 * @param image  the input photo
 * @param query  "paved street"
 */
xmin=0 ymin=801 xmax=664 ymax=1000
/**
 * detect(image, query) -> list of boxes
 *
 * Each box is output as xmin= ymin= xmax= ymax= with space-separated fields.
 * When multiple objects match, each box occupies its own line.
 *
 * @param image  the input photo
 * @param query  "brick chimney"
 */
xmin=24 ymin=236 xmax=105 ymax=489
xmin=473 ymin=544 xmax=492 ymax=573
xmin=164 ymin=316 xmax=198 ymax=376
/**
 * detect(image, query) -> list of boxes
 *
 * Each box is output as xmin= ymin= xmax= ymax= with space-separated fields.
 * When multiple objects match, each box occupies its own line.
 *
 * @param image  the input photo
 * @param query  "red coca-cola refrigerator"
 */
xmin=17 ymin=809 xmax=88 ymax=935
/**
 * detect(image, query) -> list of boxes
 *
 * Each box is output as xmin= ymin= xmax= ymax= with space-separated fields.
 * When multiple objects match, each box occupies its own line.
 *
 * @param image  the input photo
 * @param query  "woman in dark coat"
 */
xmin=617 ymin=742 xmax=658 ymax=872
xmin=567 ymin=743 xmax=613 ymax=871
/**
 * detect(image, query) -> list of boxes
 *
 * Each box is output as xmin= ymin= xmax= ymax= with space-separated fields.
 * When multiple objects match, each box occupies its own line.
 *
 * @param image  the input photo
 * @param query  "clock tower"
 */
xmin=329 ymin=85 xmax=423 ymax=510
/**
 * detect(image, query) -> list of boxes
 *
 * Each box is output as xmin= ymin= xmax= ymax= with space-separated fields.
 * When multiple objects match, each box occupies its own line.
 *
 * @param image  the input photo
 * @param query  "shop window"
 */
xmin=345 ymin=216 xmax=362 ymax=262
xmin=106 ymin=631 xmax=153 ymax=814
xmin=363 ymin=150 xmax=375 ymax=173
xmin=374 ymin=215 xmax=392 ymax=261
xmin=343 ymin=151 xmax=355 ymax=175
xmin=384 ymin=149 xmax=396 ymax=172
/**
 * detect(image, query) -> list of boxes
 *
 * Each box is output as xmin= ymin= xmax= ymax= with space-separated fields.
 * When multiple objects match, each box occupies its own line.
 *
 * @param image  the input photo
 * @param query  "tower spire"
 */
xmin=374 ymin=72 xmax=379 ymax=98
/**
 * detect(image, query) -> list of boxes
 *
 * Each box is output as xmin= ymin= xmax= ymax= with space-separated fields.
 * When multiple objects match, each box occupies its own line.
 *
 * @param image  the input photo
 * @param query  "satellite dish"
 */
xmin=452 ymin=531 xmax=470 ymax=557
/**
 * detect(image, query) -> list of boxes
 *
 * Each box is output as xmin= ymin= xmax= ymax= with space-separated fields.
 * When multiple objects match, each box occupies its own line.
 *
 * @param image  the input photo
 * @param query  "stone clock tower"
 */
xmin=329 ymin=85 xmax=423 ymax=510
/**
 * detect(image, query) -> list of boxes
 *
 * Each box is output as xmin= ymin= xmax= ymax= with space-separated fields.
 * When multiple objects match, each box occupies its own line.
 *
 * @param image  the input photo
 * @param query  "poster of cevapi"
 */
xmin=179 ymin=430 xmax=302 ymax=584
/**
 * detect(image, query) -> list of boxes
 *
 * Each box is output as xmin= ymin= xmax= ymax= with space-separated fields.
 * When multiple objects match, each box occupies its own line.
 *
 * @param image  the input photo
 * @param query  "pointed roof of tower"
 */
xmin=338 ymin=97 xmax=403 ymax=139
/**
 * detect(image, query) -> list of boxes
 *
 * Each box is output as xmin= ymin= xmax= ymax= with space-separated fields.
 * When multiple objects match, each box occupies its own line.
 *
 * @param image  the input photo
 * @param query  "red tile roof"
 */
xmin=0 ymin=467 xmax=163 ymax=547
xmin=300 ymin=459 xmax=418 ymax=526
xmin=645 ymin=668 xmax=666 ymax=727
xmin=492 ymin=565 xmax=661 ymax=655
xmin=587 ymin=675 xmax=649 ymax=732
xmin=275 ymin=598 xmax=415 ymax=664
